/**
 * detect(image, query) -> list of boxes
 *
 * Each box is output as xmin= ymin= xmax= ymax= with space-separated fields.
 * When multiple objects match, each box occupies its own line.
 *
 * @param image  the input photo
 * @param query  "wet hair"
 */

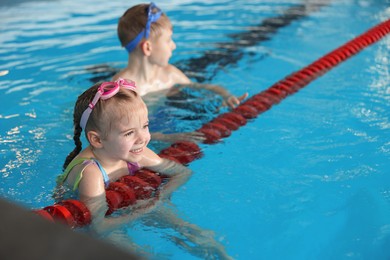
xmin=117 ymin=3 xmax=172 ymax=48
xmin=63 ymin=83 xmax=146 ymax=170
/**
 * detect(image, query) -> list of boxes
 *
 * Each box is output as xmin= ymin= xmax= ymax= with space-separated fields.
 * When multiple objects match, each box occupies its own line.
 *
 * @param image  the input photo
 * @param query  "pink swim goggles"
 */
xmin=80 ymin=78 xmax=137 ymax=130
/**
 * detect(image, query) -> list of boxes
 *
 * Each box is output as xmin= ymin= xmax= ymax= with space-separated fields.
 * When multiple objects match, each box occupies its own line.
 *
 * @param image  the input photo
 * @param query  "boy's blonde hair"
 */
xmin=117 ymin=3 xmax=172 ymax=49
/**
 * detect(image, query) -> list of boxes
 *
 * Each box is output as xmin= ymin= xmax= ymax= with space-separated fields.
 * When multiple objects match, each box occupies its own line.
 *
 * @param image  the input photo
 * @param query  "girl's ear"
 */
xmin=141 ymin=40 xmax=152 ymax=56
xmin=87 ymin=131 xmax=103 ymax=149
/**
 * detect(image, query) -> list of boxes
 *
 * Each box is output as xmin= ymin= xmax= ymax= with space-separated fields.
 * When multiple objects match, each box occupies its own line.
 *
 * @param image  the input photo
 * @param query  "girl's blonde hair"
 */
xmin=63 ymin=83 xmax=146 ymax=169
xmin=117 ymin=3 xmax=172 ymax=49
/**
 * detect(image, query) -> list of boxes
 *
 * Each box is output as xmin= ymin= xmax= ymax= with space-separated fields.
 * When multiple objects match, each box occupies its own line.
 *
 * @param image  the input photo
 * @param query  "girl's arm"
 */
xmin=147 ymin=158 xmax=192 ymax=200
xmin=143 ymin=204 xmax=234 ymax=260
xmin=140 ymin=147 xmax=193 ymax=200
xmin=77 ymin=147 xmax=192 ymax=233
xmin=82 ymin=191 xmax=159 ymax=234
xmin=76 ymin=164 xmax=159 ymax=233
xmin=150 ymin=131 xmax=205 ymax=144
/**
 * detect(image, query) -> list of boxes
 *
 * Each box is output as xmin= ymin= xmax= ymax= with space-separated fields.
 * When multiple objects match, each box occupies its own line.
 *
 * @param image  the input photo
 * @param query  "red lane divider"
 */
xmin=193 ymin=18 xmax=390 ymax=143
xmin=33 ymin=141 xmax=202 ymax=227
xmin=33 ymin=18 xmax=390 ymax=227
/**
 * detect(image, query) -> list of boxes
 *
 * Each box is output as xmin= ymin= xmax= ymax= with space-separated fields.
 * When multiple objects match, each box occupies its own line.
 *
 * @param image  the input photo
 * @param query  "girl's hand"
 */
xmin=146 ymin=158 xmax=192 ymax=200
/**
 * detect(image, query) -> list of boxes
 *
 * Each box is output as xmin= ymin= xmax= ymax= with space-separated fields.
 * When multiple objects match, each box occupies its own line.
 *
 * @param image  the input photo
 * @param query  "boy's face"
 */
xmin=149 ymin=27 xmax=176 ymax=67
xmin=100 ymin=106 xmax=151 ymax=163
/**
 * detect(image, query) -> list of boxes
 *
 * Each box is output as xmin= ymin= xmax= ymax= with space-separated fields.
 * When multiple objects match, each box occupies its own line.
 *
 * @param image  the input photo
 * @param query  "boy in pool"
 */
xmin=56 ymin=78 xmax=233 ymax=259
xmin=113 ymin=2 xmax=248 ymax=142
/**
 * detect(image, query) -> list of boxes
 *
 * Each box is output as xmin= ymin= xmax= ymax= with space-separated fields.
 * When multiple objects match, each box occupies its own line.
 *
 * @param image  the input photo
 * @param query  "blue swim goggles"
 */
xmin=125 ymin=2 xmax=162 ymax=52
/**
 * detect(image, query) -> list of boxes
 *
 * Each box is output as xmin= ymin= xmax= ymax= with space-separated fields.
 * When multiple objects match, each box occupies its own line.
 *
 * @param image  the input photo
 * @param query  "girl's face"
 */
xmin=149 ymin=27 xmax=176 ymax=67
xmin=100 ymin=106 xmax=151 ymax=163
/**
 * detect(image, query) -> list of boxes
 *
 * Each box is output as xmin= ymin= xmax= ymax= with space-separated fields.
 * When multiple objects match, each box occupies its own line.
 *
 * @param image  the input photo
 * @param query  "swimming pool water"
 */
xmin=1 ymin=0 xmax=389 ymax=259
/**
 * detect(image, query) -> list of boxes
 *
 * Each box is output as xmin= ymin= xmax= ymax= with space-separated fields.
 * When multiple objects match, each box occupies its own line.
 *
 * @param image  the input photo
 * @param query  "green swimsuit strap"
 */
xmin=57 ymin=158 xmax=94 ymax=191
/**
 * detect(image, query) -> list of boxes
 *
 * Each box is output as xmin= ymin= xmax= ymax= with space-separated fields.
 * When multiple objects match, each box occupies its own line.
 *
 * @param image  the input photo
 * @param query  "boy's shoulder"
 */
xmin=112 ymin=68 xmax=132 ymax=81
xmin=164 ymin=64 xmax=190 ymax=84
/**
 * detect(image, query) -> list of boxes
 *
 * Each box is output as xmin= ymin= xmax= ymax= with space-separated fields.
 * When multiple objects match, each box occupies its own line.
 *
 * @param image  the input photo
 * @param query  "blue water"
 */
xmin=1 ymin=0 xmax=390 ymax=259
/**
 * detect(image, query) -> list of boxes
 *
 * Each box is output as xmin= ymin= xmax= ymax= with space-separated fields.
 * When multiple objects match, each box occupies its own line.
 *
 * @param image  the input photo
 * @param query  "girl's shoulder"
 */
xmin=60 ymin=158 xmax=102 ymax=191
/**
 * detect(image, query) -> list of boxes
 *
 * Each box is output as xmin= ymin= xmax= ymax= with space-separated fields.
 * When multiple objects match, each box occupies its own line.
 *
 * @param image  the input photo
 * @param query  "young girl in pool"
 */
xmin=56 ymin=78 xmax=233 ymax=259
xmin=113 ymin=2 xmax=248 ymax=143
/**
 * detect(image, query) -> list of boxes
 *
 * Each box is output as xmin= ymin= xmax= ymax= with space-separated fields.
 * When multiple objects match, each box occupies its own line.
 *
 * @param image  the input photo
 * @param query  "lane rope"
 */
xmin=34 ymin=18 xmax=390 ymax=227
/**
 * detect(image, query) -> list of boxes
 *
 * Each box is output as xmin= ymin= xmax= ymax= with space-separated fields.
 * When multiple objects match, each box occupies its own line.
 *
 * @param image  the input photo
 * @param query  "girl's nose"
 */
xmin=171 ymin=40 xmax=176 ymax=51
xmin=136 ymin=129 xmax=150 ymax=144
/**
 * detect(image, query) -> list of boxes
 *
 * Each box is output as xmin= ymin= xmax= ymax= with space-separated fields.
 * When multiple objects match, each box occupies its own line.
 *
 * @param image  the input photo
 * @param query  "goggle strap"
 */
xmin=79 ymin=78 xmax=137 ymax=130
xmin=125 ymin=30 xmax=145 ymax=52
xmin=124 ymin=2 xmax=162 ymax=53
xmin=80 ymin=108 xmax=92 ymax=130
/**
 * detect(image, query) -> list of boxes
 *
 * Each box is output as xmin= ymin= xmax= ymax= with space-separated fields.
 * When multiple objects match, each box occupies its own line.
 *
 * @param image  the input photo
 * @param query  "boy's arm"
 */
xmin=183 ymin=82 xmax=248 ymax=108
xmin=169 ymin=65 xmax=248 ymax=108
